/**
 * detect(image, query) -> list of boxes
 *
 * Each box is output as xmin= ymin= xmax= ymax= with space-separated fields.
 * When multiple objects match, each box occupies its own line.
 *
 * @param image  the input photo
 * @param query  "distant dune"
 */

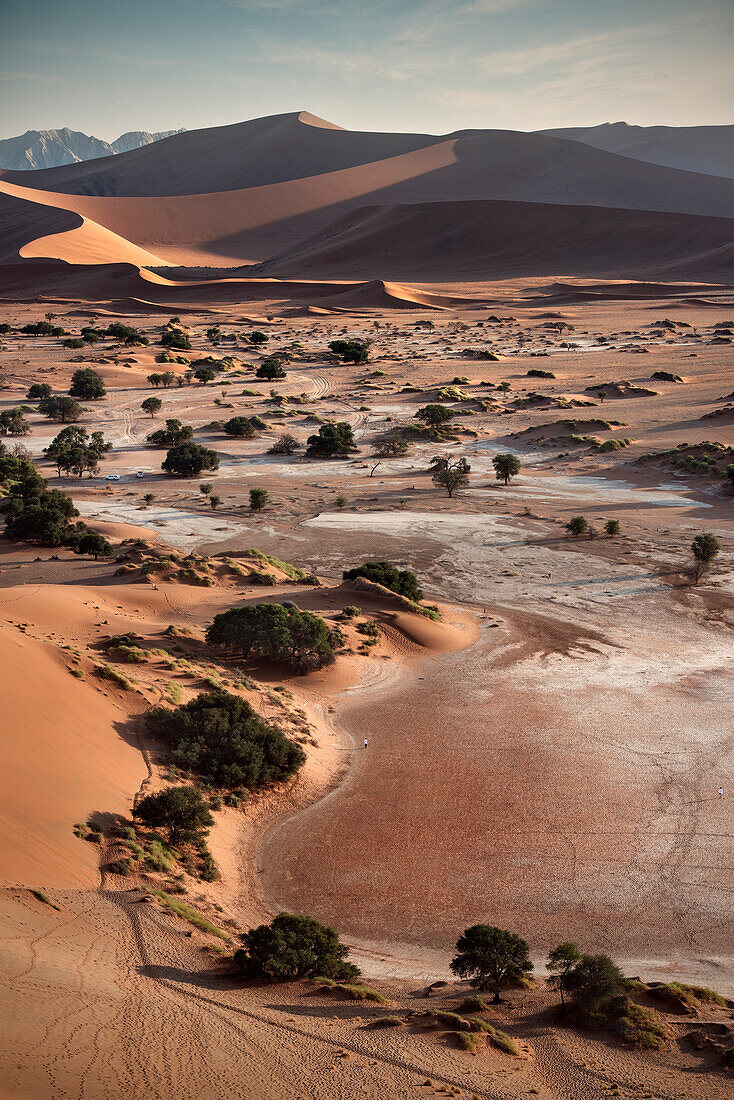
xmin=542 ymin=122 xmax=734 ymax=180
xmin=1 ymin=110 xmax=733 ymax=305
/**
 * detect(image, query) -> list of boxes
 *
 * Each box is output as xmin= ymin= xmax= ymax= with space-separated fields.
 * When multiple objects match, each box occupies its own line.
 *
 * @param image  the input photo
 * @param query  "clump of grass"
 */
xmin=318 ymin=979 xmax=388 ymax=1004
xmin=456 ymin=1032 xmax=479 ymax=1052
xmin=30 ymin=888 xmax=60 ymax=910
xmin=430 ymin=1011 xmax=471 ymax=1031
xmin=474 ymin=1021 xmax=520 ymax=1054
xmin=69 ymin=668 xmax=85 ymax=679
xmin=152 ymin=890 xmax=230 ymax=940
xmin=370 ymin=1016 xmax=404 ymax=1027
xmin=679 ymin=983 xmax=727 ymax=1007
xmin=96 ymin=664 xmax=133 ymax=690
xmin=650 ymin=981 xmax=727 ymax=1011
xmin=146 ymin=840 xmax=175 ymax=872
xmin=125 ymin=838 xmax=147 ymax=861
xmin=244 ymin=548 xmax=309 ymax=581
xmin=73 ymin=822 xmax=88 ymax=839
xmin=167 ymin=682 xmax=183 ymax=704
xmin=614 ymin=1003 xmax=668 ymax=1050
xmin=117 ymin=645 xmax=149 ymax=664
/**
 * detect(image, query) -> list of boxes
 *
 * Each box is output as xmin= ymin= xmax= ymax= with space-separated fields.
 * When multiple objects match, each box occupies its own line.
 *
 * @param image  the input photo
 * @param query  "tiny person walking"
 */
xmin=719 ymin=786 xmax=724 ymax=799
xmin=363 ymin=738 xmax=368 ymax=750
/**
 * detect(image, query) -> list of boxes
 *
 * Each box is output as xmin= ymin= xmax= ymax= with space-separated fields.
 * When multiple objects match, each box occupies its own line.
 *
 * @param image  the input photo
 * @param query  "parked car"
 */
xmin=105 ymin=473 xmax=121 ymax=481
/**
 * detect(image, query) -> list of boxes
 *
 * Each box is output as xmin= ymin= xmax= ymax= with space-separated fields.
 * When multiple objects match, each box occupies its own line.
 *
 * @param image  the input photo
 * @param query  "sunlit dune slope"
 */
xmin=0 ymin=608 xmax=146 ymax=890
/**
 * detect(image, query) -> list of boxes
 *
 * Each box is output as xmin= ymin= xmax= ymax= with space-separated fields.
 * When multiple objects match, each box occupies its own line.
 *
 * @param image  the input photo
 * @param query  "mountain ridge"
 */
xmin=0 ymin=126 xmax=185 ymax=171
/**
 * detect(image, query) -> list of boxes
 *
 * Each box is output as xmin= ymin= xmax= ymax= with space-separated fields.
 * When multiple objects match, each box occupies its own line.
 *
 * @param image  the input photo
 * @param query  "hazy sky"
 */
xmin=1 ymin=0 xmax=732 ymax=139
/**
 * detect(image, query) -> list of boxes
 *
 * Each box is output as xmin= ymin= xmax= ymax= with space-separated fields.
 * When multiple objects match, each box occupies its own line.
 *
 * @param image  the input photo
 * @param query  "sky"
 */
xmin=1 ymin=0 xmax=732 ymax=139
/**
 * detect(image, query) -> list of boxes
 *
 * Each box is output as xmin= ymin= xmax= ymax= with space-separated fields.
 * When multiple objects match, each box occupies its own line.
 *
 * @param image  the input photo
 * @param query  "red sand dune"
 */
xmin=1 ymin=110 xmax=734 ymax=304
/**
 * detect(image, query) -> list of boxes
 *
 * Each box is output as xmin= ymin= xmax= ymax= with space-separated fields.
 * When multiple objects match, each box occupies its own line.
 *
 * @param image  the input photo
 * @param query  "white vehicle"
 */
xmin=105 ymin=473 xmax=121 ymax=481
xmin=135 ymin=471 xmax=145 ymax=478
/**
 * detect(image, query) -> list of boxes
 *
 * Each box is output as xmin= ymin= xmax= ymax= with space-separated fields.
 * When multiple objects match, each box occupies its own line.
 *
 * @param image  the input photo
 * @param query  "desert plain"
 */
xmin=0 ymin=112 xmax=733 ymax=1099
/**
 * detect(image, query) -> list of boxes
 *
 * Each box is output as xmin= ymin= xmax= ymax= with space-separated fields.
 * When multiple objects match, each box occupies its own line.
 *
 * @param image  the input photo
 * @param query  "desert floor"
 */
xmin=0 ymin=293 xmax=732 ymax=1098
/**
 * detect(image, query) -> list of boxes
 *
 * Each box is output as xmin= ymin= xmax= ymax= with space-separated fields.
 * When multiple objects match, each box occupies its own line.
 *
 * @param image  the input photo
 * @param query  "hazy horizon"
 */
xmin=1 ymin=0 xmax=732 ymax=141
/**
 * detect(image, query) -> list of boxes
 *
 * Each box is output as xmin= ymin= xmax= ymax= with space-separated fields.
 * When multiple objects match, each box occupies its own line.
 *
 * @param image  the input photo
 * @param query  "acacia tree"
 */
xmin=566 ymin=515 xmax=588 ymax=538
xmin=450 ymin=925 xmax=533 ymax=1003
xmin=547 ymin=942 xmax=581 ymax=1008
xmin=492 ymin=453 xmax=521 ymax=485
xmin=135 ymin=785 xmax=213 ymax=844
xmin=415 ymin=404 xmax=454 ymax=430
xmin=691 ymin=532 xmax=720 ymax=585
xmin=206 ymin=603 xmax=335 ymax=674
xmin=162 ymin=442 xmax=219 ymax=477
xmin=141 ymin=396 xmax=163 ymax=418
xmin=235 ymin=913 xmax=359 ymax=981
xmin=432 ymin=457 xmax=470 ymax=497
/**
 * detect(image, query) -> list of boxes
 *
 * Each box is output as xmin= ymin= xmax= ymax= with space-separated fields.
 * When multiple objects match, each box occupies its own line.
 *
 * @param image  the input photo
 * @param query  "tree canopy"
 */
xmin=256 ymin=357 xmax=286 ymax=380
xmin=306 ymin=422 xmax=356 ymax=458
xmin=492 ymin=453 xmax=521 ymax=484
xmin=207 ymin=603 xmax=335 ymax=674
xmin=235 ymin=913 xmax=359 ymax=981
xmin=69 ymin=368 xmax=106 ymax=400
xmin=343 ymin=560 xmax=423 ymax=602
xmin=135 ymin=785 xmax=213 ymax=844
xmin=144 ymin=689 xmax=305 ymax=788
xmin=450 ymin=925 xmax=533 ymax=1002
xmin=162 ymin=442 xmax=219 ymax=477
xmin=147 ymin=418 xmax=193 ymax=448
xmin=39 ymin=395 xmax=83 ymax=423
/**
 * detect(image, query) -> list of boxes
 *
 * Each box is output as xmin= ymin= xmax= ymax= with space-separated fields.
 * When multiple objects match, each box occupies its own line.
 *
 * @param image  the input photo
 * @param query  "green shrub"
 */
xmin=234 ymin=913 xmax=359 ymax=981
xmin=136 ymin=786 xmax=213 ymax=844
xmin=144 ymin=689 xmax=305 ymax=788
xmin=206 ymin=604 xmax=334 ymax=675
xmin=612 ymin=1001 xmax=668 ymax=1050
xmin=343 ymin=561 xmax=422 ymax=602
xmin=329 ymin=339 xmax=370 ymax=363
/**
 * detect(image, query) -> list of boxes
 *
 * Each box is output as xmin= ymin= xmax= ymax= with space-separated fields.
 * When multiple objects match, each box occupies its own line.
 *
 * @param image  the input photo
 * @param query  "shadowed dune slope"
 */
xmin=2 ymin=111 xmax=734 ymax=298
xmin=255 ymin=198 xmax=734 ymax=281
xmin=542 ymin=122 xmax=734 ymax=180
